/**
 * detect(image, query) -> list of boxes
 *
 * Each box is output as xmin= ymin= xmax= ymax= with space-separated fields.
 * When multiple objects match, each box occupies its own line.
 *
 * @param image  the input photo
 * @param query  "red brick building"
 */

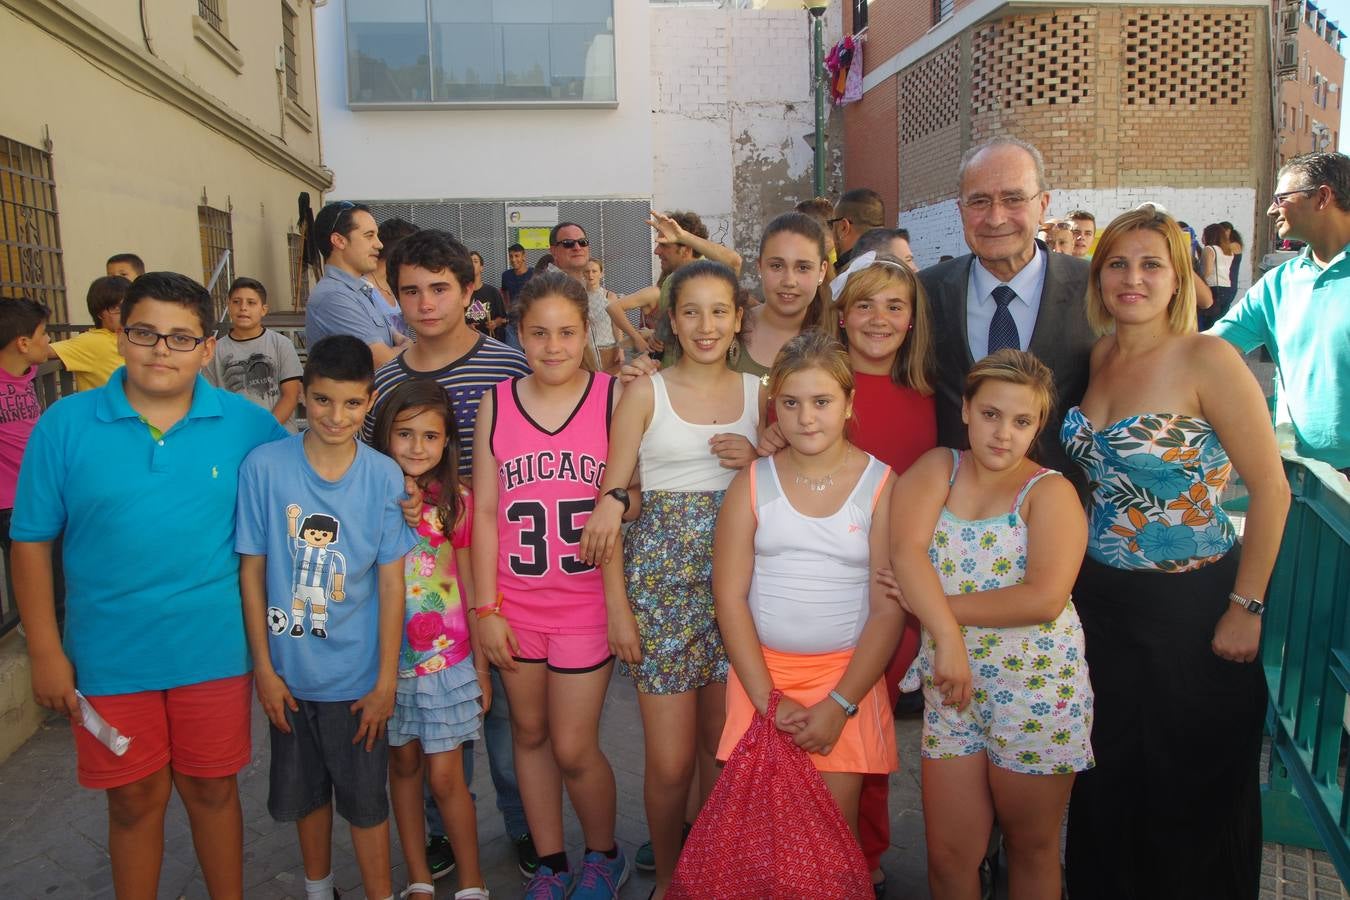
xmin=1275 ymin=0 xmax=1345 ymax=164
xmin=842 ymin=0 xmax=1275 ymax=287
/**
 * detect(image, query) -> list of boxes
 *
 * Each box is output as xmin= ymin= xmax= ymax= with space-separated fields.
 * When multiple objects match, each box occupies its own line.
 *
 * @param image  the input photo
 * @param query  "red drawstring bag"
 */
xmin=667 ymin=691 xmax=873 ymax=900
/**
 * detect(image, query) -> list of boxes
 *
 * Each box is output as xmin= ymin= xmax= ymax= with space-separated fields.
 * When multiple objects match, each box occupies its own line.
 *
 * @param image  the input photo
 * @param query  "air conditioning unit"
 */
xmin=1278 ymin=38 xmax=1299 ymax=76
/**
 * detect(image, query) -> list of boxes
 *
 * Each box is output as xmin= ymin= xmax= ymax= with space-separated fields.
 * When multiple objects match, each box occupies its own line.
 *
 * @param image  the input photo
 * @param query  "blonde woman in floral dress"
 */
xmin=1060 ymin=205 xmax=1290 ymax=900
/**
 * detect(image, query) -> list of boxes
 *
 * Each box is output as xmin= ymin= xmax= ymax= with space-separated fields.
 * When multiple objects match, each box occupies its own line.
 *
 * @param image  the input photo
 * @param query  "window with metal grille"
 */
xmin=0 ymin=135 xmax=67 ymax=321
xmin=282 ymin=2 xmax=300 ymax=104
xmin=933 ymin=0 xmax=953 ymax=24
xmin=287 ymin=231 xmax=310 ymax=309
xmin=198 ymin=203 xmax=234 ymax=317
xmin=852 ymin=0 xmax=868 ymax=32
xmin=199 ymin=0 xmax=225 ymax=33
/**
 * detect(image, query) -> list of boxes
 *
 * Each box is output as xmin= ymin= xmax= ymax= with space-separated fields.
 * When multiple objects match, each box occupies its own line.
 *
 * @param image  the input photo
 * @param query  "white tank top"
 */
xmin=639 ymin=371 xmax=760 ymax=492
xmin=746 ymin=453 xmax=892 ymax=654
xmin=1205 ymin=246 xmax=1234 ymax=288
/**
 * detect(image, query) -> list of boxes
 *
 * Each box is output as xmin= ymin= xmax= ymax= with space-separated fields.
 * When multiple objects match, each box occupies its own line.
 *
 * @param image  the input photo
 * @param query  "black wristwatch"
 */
xmin=604 ymin=487 xmax=630 ymax=514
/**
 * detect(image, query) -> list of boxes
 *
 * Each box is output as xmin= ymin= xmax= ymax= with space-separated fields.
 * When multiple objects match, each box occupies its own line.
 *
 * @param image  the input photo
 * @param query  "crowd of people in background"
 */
xmin=2 ymin=142 xmax=1348 ymax=900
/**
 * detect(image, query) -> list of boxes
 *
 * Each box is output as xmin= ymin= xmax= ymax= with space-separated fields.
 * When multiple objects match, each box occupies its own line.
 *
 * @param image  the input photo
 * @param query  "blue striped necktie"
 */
xmin=987 ymin=285 xmax=1020 ymax=354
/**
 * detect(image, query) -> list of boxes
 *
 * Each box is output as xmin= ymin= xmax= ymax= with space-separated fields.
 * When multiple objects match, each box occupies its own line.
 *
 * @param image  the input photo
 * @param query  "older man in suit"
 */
xmin=918 ymin=137 xmax=1096 ymax=483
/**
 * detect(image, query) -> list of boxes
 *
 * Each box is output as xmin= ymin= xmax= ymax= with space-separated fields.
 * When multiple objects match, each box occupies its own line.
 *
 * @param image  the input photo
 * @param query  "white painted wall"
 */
xmin=650 ymin=5 xmax=840 ymax=263
xmin=902 ymin=188 xmax=1260 ymax=294
xmin=314 ymin=2 xmax=653 ymax=201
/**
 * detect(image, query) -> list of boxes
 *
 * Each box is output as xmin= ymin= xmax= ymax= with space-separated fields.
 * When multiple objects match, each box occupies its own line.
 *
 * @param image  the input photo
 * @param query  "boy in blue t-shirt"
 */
xmin=12 ymin=272 xmax=287 ymax=898
xmin=236 ymin=335 xmax=414 ymax=900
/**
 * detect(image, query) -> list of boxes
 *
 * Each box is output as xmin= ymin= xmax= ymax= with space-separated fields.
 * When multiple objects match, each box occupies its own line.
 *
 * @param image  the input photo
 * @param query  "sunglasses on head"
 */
xmin=555 ymin=238 xmax=589 ymax=249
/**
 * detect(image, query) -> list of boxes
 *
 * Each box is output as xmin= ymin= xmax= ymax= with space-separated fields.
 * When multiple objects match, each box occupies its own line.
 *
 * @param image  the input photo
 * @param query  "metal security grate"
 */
xmin=354 ymin=199 xmax=654 ymax=297
xmin=281 ymin=2 xmax=300 ymax=103
xmin=198 ymin=203 xmax=234 ymax=316
xmin=287 ymin=231 xmax=309 ymax=310
xmin=0 ymin=135 xmax=66 ymax=321
xmin=198 ymin=0 xmax=224 ymax=33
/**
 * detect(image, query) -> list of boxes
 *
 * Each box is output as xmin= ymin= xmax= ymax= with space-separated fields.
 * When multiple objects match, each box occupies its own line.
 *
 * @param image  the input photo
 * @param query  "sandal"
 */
xmin=400 ymin=884 xmax=435 ymax=899
xmin=454 ymin=889 xmax=491 ymax=900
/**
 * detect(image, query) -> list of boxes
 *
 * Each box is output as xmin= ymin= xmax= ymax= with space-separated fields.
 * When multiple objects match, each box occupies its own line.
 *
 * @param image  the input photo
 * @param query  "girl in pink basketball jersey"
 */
xmin=471 ymin=271 xmax=637 ymax=900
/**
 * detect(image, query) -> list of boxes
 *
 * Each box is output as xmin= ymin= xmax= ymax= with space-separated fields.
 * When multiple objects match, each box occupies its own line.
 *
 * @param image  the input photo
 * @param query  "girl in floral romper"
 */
xmin=372 ymin=379 xmax=489 ymax=900
xmin=891 ymin=349 xmax=1093 ymax=900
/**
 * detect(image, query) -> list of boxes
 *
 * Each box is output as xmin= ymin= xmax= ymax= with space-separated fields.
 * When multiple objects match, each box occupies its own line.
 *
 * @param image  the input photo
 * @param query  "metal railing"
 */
xmin=1261 ymin=427 xmax=1350 ymax=881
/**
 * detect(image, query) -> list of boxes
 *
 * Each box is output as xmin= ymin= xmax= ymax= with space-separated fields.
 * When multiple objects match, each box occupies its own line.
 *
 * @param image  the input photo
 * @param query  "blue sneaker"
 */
xmin=524 ymin=864 xmax=573 ymax=900
xmin=570 ymin=847 xmax=631 ymax=899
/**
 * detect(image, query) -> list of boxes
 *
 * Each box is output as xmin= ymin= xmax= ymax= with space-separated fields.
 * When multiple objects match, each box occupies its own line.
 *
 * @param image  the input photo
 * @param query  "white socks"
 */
xmin=304 ymin=872 xmax=333 ymax=899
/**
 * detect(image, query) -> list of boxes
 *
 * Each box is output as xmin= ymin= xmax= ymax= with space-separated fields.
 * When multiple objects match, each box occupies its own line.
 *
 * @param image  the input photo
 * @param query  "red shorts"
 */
xmin=73 ymin=673 xmax=253 ymax=790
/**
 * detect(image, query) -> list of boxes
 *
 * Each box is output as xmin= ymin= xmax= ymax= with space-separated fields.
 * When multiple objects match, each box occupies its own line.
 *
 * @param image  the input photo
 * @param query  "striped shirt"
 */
xmin=363 ymin=335 xmax=532 ymax=478
xmin=291 ymin=539 xmax=346 ymax=592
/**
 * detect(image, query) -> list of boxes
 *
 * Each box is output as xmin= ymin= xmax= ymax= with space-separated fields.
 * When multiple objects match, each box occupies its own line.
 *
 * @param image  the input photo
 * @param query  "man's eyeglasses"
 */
xmin=124 ymin=327 xmax=208 ymax=352
xmin=554 ymin=238 xmax=589 ymax=249
xmin=959 ymin=194 xmax=1033 ymax=213
xmin=1271 ymin=187 xmax=1319 ymax=208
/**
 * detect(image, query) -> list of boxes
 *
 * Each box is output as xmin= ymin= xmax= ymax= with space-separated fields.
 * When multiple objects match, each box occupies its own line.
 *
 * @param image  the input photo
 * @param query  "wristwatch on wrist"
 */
xmin=828 ymin=690 xmax=859 ymax=718
xmin=604 ymin=487 xmax=630 ymax=514
xmin=1229 ymin=591 xmax=1265 ymax=617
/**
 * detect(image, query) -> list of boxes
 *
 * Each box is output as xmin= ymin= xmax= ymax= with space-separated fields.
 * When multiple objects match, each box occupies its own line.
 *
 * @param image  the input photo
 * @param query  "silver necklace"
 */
xmin=793 ymin=448 xmax=851 ymax=493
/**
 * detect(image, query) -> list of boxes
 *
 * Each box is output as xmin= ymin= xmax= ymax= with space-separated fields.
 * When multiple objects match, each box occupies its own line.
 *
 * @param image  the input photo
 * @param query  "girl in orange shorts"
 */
xmin=712 ymin=331 xmax=904 ymax=833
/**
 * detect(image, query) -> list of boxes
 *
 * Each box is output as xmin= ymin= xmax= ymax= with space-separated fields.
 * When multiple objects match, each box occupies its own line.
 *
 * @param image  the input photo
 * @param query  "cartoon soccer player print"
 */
xmin=286 ymin=504 xmax=347 ymax=639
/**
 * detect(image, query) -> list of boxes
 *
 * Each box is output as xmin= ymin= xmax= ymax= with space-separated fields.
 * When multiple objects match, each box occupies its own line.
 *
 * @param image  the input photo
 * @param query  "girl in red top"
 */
xmin=471 ymin=272 xmax=638 ymax=898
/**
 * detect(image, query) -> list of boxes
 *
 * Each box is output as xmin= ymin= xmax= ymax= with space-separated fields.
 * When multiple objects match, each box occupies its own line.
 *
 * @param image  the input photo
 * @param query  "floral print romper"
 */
xmin=903 ymin=450 xmax=1095 ymax=775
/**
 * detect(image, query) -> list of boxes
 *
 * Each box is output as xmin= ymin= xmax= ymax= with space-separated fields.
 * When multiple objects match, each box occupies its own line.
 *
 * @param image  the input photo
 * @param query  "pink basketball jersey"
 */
xmin=491 ymin=371 xmax=614 ymax=632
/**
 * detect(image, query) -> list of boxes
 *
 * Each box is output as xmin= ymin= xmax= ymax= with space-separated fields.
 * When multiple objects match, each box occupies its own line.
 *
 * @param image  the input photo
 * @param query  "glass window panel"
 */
xmin=352 ymin=0 xmax=614 ymax=105
xmin=347 ymin=0 xmax=431 ymax=103
xmin=433 ymin=22 xmax=503 ymax=100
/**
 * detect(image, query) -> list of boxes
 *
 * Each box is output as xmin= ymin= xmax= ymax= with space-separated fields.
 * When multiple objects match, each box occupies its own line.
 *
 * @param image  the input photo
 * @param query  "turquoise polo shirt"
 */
xmin=1213 ymin=246 xmax=1350 ymax=469
xmin=12 ymin=368 xmax=288 ymax=695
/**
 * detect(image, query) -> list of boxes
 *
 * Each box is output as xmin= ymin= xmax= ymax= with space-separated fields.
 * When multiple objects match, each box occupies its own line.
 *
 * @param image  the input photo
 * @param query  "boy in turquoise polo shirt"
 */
xmin=12 ymin=272 xmax=287 ymax=898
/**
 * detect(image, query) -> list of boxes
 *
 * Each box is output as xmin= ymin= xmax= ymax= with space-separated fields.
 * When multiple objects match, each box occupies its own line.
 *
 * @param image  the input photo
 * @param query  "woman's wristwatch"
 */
xmin=828 ymin=690 xmax=859 ymax=718
xmin=1229 ymin=591 xmax=1265 ymax=617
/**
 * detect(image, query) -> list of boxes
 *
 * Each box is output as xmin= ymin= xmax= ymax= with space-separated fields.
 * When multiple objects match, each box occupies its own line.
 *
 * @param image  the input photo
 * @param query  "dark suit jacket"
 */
xmin=918 ymin=247 xmax=1096 ymax=486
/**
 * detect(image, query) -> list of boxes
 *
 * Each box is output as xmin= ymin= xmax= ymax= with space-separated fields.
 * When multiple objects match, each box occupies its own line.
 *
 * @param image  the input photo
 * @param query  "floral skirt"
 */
xmin=623 ymin=490 xmax=728 ymax=694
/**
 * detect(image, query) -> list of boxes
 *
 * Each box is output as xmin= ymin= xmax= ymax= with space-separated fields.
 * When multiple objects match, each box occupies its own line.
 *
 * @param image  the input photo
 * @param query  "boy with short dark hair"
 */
xmin=49 ymin=275 xmax=129 ymax=391
xmin=206 ymin=276 xmax=303 ymax=431
xmin=105 ymin=252 xmax=145 ymax=281
xmin=363 ymin=228 xmax=540 ymax=878
xmin=237 ymin=334 xmax=414 ymax=900
xmin=0 ymin=296 xmax=50 ymax=551
xmin=12 ymin=272 xmax=287 ymax=898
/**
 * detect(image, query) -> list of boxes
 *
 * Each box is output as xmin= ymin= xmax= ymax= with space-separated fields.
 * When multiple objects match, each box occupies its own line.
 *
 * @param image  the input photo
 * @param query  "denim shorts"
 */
xmin=267 ymin=697 xmax=389 ymax=828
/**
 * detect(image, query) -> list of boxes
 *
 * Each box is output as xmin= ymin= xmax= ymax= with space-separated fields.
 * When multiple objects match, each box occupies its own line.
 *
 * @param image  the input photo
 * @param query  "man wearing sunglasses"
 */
xmin=549 ymin=222 xmax=593 ymax=284
xmin=1212 ymin=152 xmax=1350 ymax=475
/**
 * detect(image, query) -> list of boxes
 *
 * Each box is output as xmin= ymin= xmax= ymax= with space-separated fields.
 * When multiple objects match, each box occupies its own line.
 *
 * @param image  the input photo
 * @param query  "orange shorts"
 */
xmin=718 ymin=646 xmax=897 ymax=775
xmin=73 ymin=673 xmax=253 ymax=790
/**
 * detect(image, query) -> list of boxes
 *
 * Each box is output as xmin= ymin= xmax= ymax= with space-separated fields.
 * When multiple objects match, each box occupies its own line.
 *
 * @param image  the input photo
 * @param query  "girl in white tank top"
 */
xmin=713 ymin=331 xmax=903 ymax=851
xmin=578 ymin=261 xmax=762 ymax=897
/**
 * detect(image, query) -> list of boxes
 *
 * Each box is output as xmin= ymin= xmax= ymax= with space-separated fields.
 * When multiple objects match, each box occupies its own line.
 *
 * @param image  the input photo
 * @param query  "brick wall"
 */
xmin=853 ymin=3 xmax=1273 ymax=257
xmin=899 ymin=42 xmax=963 ymax=206
xmin=843 ymin=77 xmax=899 ymax=210
xmin=859 ymin=0 xmax=934 ymax=77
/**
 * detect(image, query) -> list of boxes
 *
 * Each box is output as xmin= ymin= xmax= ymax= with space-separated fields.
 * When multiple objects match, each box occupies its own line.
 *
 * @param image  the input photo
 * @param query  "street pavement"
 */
xmin=0 ymin=665 xmax=1344 ymax=899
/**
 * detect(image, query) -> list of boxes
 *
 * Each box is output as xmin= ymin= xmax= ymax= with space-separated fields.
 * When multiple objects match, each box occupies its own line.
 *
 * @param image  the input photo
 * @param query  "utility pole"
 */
xmin=808 ymin=1 xmax=828 ymax=197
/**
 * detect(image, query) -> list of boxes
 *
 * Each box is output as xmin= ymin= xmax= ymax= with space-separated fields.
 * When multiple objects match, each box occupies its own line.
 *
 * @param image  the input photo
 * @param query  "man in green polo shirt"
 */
xmin=1213 ymin=151 xmax=1350 ymax=474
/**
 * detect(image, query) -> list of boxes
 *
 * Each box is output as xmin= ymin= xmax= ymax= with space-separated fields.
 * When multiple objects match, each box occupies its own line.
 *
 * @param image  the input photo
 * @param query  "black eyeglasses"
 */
xmin=1271 ymin=187 xmax=1319 ymax=208
xmin=554 ymin=238 xmax=589 ymax=249
xmin=827 ymin=216 xmax=846 ymax=225
xmin=124 ymin=326 xmax=207 ymax=352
